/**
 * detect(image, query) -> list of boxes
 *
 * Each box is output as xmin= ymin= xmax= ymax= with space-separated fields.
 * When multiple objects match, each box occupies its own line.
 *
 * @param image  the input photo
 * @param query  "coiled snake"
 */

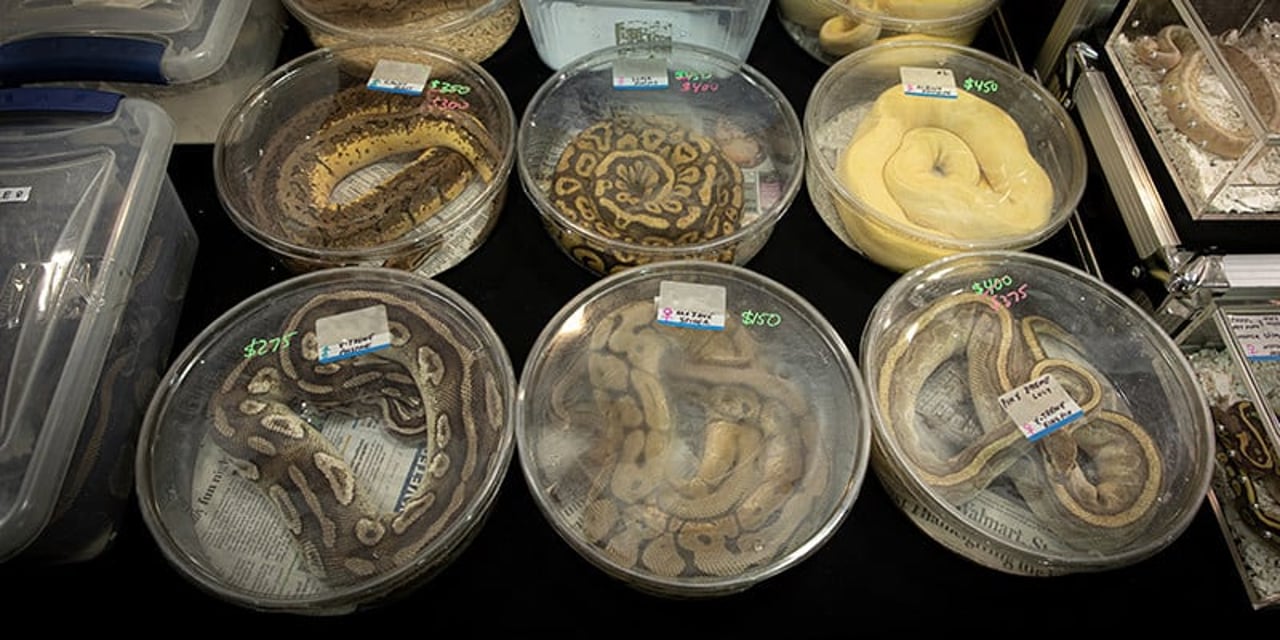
xmin=1213 ymin=400 xmax=1280 ymax=544
xmin=550 ymin=301 xmax=830 ymax=580
xmin=548 ymin=115 xmax=745 ymax=275
xmin=251 ymin=86 xmax=501 ymax=251
xmin=877 ymin=293 xmax=1164 ymax=549
xmin=208 ymin=289 xmax=506 ymax=585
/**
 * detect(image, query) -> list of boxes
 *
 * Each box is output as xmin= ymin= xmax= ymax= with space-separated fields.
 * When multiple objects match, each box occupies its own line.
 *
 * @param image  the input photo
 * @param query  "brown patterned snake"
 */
xmin=548 ymin=115 xmax=744 ymax=274
xmin=251 ymin=86 xmax=501 ymax=250
xmin=552 ymin=300 xmax=830 ymax=579
xmin=1134 ymin=25 xmax=1280 ymax=158
xmin=1213 ymin=400 xmax=1280 ymax=543
xmin=877 ymin=293 xmax=1163 ymax=550
xmin=208 ymin=289 xmax=506 ymax=585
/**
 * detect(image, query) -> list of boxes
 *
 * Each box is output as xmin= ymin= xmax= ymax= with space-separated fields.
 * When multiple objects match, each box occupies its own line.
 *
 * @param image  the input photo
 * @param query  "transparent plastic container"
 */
xmin=519 ymin=0 xmax=769 ymax=70
xmin=517 ymin=260 xmax=871 ymax=596
xmin=215 ymin=43 xmax=515 ymax=278
xmin=862 ymin=251 xmax=1213 ymax=576
xmin=1106 ymin=0 xmax=1280 ymax=219
xmin=518 ymin=42 xmax=804 ymax=277
xmin=805 ymin=42 xmax=1086 ymax=273
xmin=136 ymin=267 xmax=516 ymax=614
xmin=775 ymin=0 xmax=1000 ymax=65
xmin=0 ymin=88 xmax=197 ymax=564
xmin=284 ymin=0 xmax=521 ymax=63
xmin=0 ymin=0 xmax=284 ymax=143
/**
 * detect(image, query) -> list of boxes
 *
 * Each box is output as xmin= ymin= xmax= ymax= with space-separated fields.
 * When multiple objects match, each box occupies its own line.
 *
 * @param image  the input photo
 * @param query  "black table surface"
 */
xmin=4 ymin=4 xmax=1277 ymax=633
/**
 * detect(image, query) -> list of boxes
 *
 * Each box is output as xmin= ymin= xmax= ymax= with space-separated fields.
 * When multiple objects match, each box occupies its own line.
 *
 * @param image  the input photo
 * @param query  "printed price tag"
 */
xmin=900 ymin=66 xmax=958 ymax=100
xmin=367 ymin=60 xmax=431 ymax=96
xmin=315 ymin=304 xmax=393 ymax=364
xmin=0 ymin=187 xmax=30 ymax=203
xmin=654 ymin=281 xmax=726 ymax=331
xmin=1228 ymin=314 xmax=1280 ymax=362
xmin=998 ymin=374 xmax=1085 ymax=442
xmin=613 ymin=57 xmax=669 ymax=90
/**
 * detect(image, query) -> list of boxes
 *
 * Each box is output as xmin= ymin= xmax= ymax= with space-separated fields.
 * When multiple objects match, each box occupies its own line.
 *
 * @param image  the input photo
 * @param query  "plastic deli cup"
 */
xmin=284 ymin=0 xmax=521 ymax=62
xmin=776 ymin=0 xmax=1000 ymax=65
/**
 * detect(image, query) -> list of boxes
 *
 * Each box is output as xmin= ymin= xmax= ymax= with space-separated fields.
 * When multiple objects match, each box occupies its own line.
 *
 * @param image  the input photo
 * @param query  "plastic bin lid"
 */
xmin=0 ymin=87 xmax=176 ymax=561
xmin=0 ymin=0 xmax=251 ymax=84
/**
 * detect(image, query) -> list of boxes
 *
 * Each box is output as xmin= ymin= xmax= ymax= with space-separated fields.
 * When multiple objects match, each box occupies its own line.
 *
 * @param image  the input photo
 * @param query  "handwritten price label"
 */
xmin=740 ymin=311 xmax=782 ymax=327
xmin=426 ymin=87 xmax=469 ymax=111
xmin=428 ymin=79 xmax=471 ymax=95
xmin=680 ymin=81 xmax=718 ymax=93
xmin=963 ymin=77 xmax=999 ymax=93
xmin=971 ymin=275 xmax=1028 ymax=310
xmin=1228 ymin=314 xmax=1280 ymax=362
xmin=243 ymin=331 xmax=298 ymax=359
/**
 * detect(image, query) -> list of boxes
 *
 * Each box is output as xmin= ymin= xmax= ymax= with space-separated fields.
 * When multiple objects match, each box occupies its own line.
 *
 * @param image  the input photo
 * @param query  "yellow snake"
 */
xmin=250 ymin=86 xmax=501 ymax=253
xmin=778 ymin=0 xmax=994 ymax=58
xmin=876 ymin=293 xmax=1163 ymax=551
xmin=208 ymin=288 xmax=507 ymax=585
xmin=547 ymin=301 xmax=830 ymax=581
xmin=546 ymin=115 xmax=745 ymax=275
xmin=834 ymin=84 xmax=1054 ymax=272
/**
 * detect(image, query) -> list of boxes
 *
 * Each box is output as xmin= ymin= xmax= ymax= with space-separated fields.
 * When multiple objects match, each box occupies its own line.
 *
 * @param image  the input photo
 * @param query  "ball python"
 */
xmin=876 ymin=293 xmax=1163 ymax=550
xmin=1212 ymin=399 xmax=1280 ymax=544
xmin=1134 ymin=25 xmax=1280 ymax=159
xmin=208 ymin=288 xmax=506 ymax=585
xmin=835 ymin=85 xmax=1053 ymax=272
xmin=547 ymin=114 xmax=745 ymax=275
xmin=250 ymin=85 xmax=501 ymax=252
xmin=778 ymin=0 xmax=992 ymax=58
xmin=549 ymin=300 xmax=830 ymax=580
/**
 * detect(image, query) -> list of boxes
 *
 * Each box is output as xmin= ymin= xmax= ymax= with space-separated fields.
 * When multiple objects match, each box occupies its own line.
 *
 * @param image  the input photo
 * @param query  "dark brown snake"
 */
xmin=548 ymin=115 xmax=745 ymax=275
xmin=1213 ymin=399 xmax=1280 ymax=544
xmin=208 ymin=289 xmax=506 ymax=585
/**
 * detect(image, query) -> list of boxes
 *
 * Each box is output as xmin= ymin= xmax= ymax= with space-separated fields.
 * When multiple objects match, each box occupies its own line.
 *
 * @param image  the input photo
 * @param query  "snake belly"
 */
xmin=548 ymin=115 xmax=745 ymax=275
xmin=556 ymin=301 xmax=830 ymax=578
xmin=877 ymin=293 xmax=1163 ymax=550
xmin=208 ymin=289 xmax=506 ymax=585
xmin=251 ymin=86 xmax=501 ymax=251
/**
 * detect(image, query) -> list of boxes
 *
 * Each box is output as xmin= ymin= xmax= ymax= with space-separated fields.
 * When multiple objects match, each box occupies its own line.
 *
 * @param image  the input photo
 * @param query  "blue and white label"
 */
xmin=315 ymin=304 xmax=392 ymax=364
xmin=654 ymin=281 xmax=726 ymax=331
xmin=998 ymin=374 xmax=1085 ymax=442
xmin=900 ymin=66 xmax=959 ymax=100
xmin=613 ymin=57 xmax=669 ymax=91
xmin=0 ymin=187 xmax=30 ymax=203
xmin=367 ymin=59 xmax=431 ymax=96
xmin=1229 ymin=313 xmax=1280 ymax=362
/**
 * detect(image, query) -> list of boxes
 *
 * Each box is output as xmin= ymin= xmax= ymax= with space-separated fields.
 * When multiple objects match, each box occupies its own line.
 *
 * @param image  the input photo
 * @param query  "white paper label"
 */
xmin=998 ymin=374 xmax=1085 ymax=442
xmin=315 ymin=304 xmax=392 ymax=364
xmin=0 ymin=187 xmax=30 ymax=203
xmin=367 ymin=60 xmax=431 ymax=96
xmin=613 ymin=57 xmax=669 ymax=90
xmin=654 ymin=281 xmax=726 ymax=331
xmin=900 ymin=66 xmax=958 ymax=99
xmin=1229 ymin=314 xmax=1280 ymax=362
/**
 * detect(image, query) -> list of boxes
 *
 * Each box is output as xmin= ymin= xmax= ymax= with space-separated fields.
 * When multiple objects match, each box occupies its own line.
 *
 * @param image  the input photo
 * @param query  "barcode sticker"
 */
xmin=654 ymin=281 xmax=726 ymax=331
xmin=615 ymin=20 xmax=673 ymax=47
xmin=315 ymin=304 xmax=393 ymax=364
xmin=1228 ymin=314 xmax=1280 ymax=362
xmin=901 ymin=66 xmax=959 ymax=100
xmin=998 ymin=374 xmax=1085 ymax=442
xmin=0 ymin=187 xmax=30 ymax=203
xmin=367 ymin=60 xmax=431 ymax=96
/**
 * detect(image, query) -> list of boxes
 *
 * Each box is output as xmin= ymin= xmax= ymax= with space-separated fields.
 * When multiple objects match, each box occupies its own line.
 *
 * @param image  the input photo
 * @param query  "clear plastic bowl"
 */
xmin=135 ymin=267 xmax=516 ymax=614
xmin=283 ymin=0 xmax=521 ymax=62
xmin=776 ymin=0 xmax=1000 ymax=65
xmin=804 ymin=41 xmax=1086 ymax=273
xmin=517 ymin=260 xmax=871 ymax=596
xmin=517 ymin=42 xmax=805 ymax=277
xmin=215 ymin=43 xmax=515 ymax=278
xmin=860 ymin=251 xmax=1213 ymax=576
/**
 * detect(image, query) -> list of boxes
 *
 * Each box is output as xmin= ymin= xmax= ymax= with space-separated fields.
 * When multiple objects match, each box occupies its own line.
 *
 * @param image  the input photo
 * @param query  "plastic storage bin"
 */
xmin=136 ymin=267 xmax=516 ymax=614
xmin=517 ymin=261 xmax=871 ymax=596
xmin=0 ymin=88 xmax=198 ymax=564
xmin=862 ymin=251 xmax=1213 ymax=576
xmin=1177 ymin=302 xmax=1280 ymax=608
xmin=1106 ymin=0 xmax=1280 ymax=219
xmin=284 ymin=0 xmax=520 ymax=63
xmin=519 ymin=0 xmax=769 ymax=70
xmin=776 ymin=0 xmax=1000 ymax=65
xmin=805 ymin=41 xmax=1086 ymax=272
xmin=518 ymin=42 xmax=804 ymax=276
xmin=0 ymin=0 xmax=285 ymax=144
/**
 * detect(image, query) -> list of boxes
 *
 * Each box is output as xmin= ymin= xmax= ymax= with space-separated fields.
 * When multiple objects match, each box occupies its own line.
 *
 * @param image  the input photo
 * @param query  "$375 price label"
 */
xmin=243 ymin=331 xmax=299 ymax=359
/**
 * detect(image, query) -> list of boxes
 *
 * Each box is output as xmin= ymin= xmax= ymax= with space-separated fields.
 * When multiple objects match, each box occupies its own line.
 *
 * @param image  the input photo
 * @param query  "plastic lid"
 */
xmin=0 ymin=0 xmax=251 ymax=84
xmin=0 ymin=89 xmax=176 ymax=561
xmin=136 ymin=267 xmax=516 ymax=614
xmin=861 ymin=251 xmax=1214 ymax=573
xmin=517 ymin=260 xmax=870 ymax=596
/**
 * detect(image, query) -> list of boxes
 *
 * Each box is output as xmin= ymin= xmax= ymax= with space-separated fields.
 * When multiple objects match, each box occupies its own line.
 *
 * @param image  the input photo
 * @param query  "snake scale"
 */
xmin=208 ymin=289 xmax=506 ymax=585
xmin=251 ymin=85 xmax=501 ymax=251
xmin=877 ymin=293 xmax=1164 ymax=549
xmin=548 ymin=114 xmax=745 ymax=275
xmin=548 ymin=300 xmax=830 ymax=580
xmin=1213 ymin=399 xmax=1280 ymax=544
xmin=1135 ymin=25 xmax=1280 ymax=159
